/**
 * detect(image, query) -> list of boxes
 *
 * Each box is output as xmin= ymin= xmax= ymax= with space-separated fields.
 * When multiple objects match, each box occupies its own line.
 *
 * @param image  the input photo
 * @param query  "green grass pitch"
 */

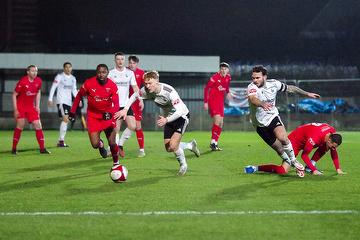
xmin=0 ymin=130 xmax=359 ymax=239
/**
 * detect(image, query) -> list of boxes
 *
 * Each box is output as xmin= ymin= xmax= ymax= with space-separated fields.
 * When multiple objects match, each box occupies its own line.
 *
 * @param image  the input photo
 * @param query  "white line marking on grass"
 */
xmin=0 ymin=210 xmax=358 ymax=216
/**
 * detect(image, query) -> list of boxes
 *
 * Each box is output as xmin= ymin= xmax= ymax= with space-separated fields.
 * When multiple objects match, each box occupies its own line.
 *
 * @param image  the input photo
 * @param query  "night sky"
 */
xmin=6 ymin=0 xmax=360 ymax=65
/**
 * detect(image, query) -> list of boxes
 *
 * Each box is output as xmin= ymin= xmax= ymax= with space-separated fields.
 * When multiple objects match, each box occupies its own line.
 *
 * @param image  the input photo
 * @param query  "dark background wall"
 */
xmin=2 ymin=0 xmax=360 ymax=67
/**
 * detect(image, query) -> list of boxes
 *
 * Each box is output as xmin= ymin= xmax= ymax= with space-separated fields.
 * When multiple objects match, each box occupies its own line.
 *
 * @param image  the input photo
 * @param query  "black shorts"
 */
xmin=57 ymin=104 xmax=71 ymax=118
xmin=119 ymin=107 xmax=134 ymax=116
xmin=164 ymin=113 xmax=190 ymax=139
xmin=256 ymin=116 xmax=284 ymax=146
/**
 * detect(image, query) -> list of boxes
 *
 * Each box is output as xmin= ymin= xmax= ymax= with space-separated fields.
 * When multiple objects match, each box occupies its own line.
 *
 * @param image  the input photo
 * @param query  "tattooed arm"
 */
xmin=287 ymin=85 xmax=320 ymax=99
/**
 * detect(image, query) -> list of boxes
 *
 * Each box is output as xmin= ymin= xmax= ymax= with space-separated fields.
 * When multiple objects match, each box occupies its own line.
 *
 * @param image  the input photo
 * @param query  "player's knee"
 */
xmin=164 ymin=143 xmax=172 ymax=152
xmin=63 ymin=117 xmax=69 ymax=123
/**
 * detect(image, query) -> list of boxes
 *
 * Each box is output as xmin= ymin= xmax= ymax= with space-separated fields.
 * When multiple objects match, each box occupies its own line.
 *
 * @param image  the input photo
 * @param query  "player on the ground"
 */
xmin=69 ymin=64 xmax=120 ymax=165
xmin=244 ymin=123 xmax=344 ymax=176
xmin=204 ymin=62 xmax=232 ymax=151
xmin=245 ymin=65 xmax=320 ymax=177
xmin=108 ymin=52 xmax=139 ymax=158
xmin=12 ymin=65 xmax=50 ymax=154
xmin=118 ymin=55 xmax=146 ymax=157
xmin=115 ymin=71 xmax=200 ymax=176
xmin=48 ymin=62 xmax=79 ymax=147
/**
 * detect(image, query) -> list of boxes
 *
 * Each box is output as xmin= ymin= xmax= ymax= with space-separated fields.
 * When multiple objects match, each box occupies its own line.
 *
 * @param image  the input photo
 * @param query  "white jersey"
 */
xmin=140 ymin=83 xmax=189 ymax=122
xmin=108 ymin=68 xmax=136 ymax=107
xmin=48 ymin=72 xmax=78 ymax=106
xmin=247 ymin=79 xmax=287 ymax=127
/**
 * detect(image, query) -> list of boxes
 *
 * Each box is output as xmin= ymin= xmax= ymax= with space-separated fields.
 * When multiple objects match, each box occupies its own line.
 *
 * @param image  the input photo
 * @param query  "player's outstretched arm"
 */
xmin=248 ymin=95 xmax=272 ymax=111
xmin=286 ymin=85 xmax=320 ymax=98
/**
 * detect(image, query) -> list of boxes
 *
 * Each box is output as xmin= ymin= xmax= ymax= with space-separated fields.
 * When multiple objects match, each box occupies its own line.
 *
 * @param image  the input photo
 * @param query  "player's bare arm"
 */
xmin=204 ymin=102 xmax=208 ymax=110
xmin=36 ymin=90 xmax=41 ymax=113
xmin=248 ymin=94 xmax=272 ymax=111
xmin=287 ymin=85 xmax=320 ymax=98
xmin=12 ymin=91 xmax=19 ymax=119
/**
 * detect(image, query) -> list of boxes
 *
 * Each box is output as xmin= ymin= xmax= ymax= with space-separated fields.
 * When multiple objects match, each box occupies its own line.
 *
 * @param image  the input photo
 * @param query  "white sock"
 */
xmin=211 ymin=139 xmax=216 ymax=144
xmin=59 ymin=121 xmax=68 ymax=141
xmin=115 ymin=133 xmax=120 ymax=145
xmin=179 ymin=141 xmax=192 ymax=150
xmin=174 ymin=148 xmax=187 ymax=166
xmin=279 ymin=151 xmax=291 ymax=165
xmin=283 ymin=142 xmax=296 ymax=161
xmin=119 ymin=128 xmax=132 ymax=146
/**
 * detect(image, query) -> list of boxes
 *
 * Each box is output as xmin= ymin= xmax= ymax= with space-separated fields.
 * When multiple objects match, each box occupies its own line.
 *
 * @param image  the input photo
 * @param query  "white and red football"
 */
xmin=110 ymin=164 xmax=128 ymax=183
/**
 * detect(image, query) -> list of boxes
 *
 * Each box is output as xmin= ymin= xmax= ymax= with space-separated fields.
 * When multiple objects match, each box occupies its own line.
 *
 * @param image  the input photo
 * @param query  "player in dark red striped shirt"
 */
xmin=70 ymin=64 xmax=120 ymax=165
xmin=12 ymin=65 xmax=50 ymax=154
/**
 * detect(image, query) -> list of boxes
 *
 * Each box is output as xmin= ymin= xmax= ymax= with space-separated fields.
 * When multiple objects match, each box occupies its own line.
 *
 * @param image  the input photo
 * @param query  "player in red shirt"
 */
xmin=118 ymin=55 xmax=146 ymax=158
xmin=12 ymin=65 xmax=50 ymax=154
xmin=69 ymin=64 xmax=120 ymax=165
xmin=244 ymin=123 xmax=344 ymax=176
xmin=204 ymin=62 xmax=232 ymax=151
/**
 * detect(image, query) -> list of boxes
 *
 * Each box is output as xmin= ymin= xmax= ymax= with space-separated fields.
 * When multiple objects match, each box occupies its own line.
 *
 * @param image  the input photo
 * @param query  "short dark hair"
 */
xmin=26 ymin=65 xmax=37 ymax=71
xmin=96 ymin=64 xmax=109 ymax=71
xmin=330 ymin=133 xmax=342 ymax=146
xmin=128 ymin=55 xmax=139 ymax=63
xmin=114 ymin=52 xmax=125 ymax=58
xmin=63 ymin=62 xmax=72 ymax=68
xmin=252 ymin=65 xmax=268 ymax=76
xmin=220 ymin=62 xmax=229 ymax=68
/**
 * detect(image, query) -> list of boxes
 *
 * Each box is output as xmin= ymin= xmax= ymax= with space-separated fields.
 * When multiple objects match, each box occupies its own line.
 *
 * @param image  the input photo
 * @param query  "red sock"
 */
xmin=135 ymin=129 xmax=144 ymax=149
xmin=211 ymin=124 xmax=222 ymax=142
xmin=110 ymin=144 xmax=119 ymax=164
xmin=258 ymin=164 xmax=286 ymax=174
xmin=12 ymin=128 xmax=22 ymax=150
xmin=35 ymin=129 xmax=45 ymax=150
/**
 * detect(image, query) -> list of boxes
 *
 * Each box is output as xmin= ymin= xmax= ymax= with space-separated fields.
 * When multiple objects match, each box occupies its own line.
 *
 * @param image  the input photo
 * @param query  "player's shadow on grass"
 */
xmin=18 ymin=158 xmax=107 ymax=172
xmin=0 ymin=172 xmax=104 ymax=193
xmin=65 ymin=175 xmax=174 ymax=196
xmin=0 ymin=146 xmax=57 ymax=155
xmin=210 ymin=179 xmax=286 ymax=202
xmin=279 ymin=173 xmax=339 ymax=181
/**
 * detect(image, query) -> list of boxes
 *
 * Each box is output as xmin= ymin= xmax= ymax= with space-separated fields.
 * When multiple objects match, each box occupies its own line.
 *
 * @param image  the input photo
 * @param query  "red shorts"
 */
xmin=208 ymin=102 xmax=224 ymax=117
xmin=17 ymin=107 xmax=40 ymax=123
xmin=131 ymin=99 xmax=143 ymax=121
xmin=87 ymin=116 xmax=116 ymax=133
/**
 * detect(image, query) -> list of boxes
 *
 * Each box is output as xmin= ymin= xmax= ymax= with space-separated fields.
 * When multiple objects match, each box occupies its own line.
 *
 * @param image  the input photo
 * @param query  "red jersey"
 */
xmin=71 ymin=77 xmax=119 ymax=119
xmin=204 ymin=72 xmax=231 ymax=104
xmin=129 ymin=67 xmax=145 ymax=96
xmin=14 ymin=76 xmax=42 ymax=110
xmin=288 ymin=123 xmax=339 ymax=172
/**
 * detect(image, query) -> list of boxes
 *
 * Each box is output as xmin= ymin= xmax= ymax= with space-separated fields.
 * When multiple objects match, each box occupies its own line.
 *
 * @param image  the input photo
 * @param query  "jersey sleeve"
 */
xmin=301 ymin=137 xmax=318 ymax=172
xmin=71 ymin=82 xmax=87 ymax=114
xmin=111 ymin=85 xmax=119 ymax=113
xmin=226 ymin=75 xmax=231 ymax=93
xmin=247 ymin=84 xmax=258 ymax=97
xmin=204 ymin=76 xmax=216 ymax=103
xmin=166 ymin=90 xmax=187 ymax=122
xmin=130 ymin=71 xmax=137 ymax=86
xmin=72 ymin=77 xmax=78 ymax=98
xmin=330 ymin=148 xmax=340 ymax=170
xmin=14 ymin=80 xmax=23 ymax=93
xmin=48 ymin=74 xmax=60 ymax=101
xmin=275 ymin=80 xmax=287 ymax=92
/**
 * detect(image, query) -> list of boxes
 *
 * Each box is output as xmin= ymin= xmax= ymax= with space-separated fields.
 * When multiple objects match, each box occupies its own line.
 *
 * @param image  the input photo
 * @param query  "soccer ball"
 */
xmin=110 ymin=164 xmax=128 ymax=183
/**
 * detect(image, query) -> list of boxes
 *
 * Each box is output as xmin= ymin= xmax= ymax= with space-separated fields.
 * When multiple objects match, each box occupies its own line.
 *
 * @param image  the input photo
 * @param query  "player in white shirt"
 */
xmin=246 ymin=65 xmax=320 ymax=177
xmin=48 ymin=62 xmax=79 ymax=147
xmin=108 ymin=52 xmax=139 ymax=157
xmin=115 ymin=71 xmax=200 ymax=176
